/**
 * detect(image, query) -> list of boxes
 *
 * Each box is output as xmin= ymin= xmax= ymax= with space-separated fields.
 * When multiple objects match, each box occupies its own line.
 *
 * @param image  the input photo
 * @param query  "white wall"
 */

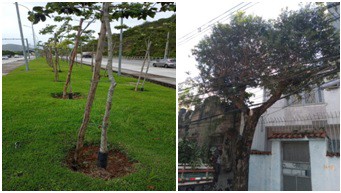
xmin=248 ymin=154 xmax=271 ymax=190
xmin=324 ymin=88 xmax=340 ymax=114
xmin=309 ymin=139 xmax=340 ymax=191
xmin=270 ymin=140 xmax=282 ymax=190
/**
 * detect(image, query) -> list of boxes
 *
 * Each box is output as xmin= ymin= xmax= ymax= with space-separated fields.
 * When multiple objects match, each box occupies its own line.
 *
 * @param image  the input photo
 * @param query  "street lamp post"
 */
xmin=17 ymin=3 xmax=38 ymax=58
xmin=15 ymin=2 xmax=29 ymax=71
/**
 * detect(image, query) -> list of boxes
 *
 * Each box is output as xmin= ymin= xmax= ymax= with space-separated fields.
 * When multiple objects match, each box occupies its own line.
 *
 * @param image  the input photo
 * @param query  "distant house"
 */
xmin=248 ymin=79 xmax=340 ymax=191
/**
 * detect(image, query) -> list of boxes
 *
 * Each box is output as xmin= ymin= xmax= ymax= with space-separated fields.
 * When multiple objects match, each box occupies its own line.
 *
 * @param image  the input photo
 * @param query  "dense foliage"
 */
xmin=191 ymin=3 xmax=339 ymax=190
xmin=84 ymin=15 xmax=176 ymax=58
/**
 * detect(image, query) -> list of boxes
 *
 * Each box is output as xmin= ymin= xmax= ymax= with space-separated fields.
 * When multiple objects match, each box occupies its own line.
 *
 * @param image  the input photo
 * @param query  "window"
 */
xmin=287 ymin=88 xmax=324 ymax=106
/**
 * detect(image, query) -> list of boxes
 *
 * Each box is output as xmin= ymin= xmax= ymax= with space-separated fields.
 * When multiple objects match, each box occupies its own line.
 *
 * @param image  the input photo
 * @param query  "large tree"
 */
xmin=192 ymin=4 xmax=339 ymax=190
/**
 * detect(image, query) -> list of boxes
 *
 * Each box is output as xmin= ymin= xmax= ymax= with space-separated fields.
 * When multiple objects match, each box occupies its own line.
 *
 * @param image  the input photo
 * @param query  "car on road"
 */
xmin=2 ymin=56 xmax=9 ymax=60
xmin=82 ymin=54 xmax=92 ymax=58
xmin=152 ymin=58 xmax=176 ymax=68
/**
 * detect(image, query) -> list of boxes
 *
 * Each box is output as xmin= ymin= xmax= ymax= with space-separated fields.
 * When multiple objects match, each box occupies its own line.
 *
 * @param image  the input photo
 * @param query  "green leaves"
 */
xmin=193 ymin=3 xmax=339 ymax=108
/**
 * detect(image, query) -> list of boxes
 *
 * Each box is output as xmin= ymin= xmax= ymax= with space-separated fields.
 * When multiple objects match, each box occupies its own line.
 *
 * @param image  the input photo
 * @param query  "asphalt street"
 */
xmin=76 ymin=56 xmax=176 ymax=87
xmin=2 ymin=56 xmax=176 ymax=87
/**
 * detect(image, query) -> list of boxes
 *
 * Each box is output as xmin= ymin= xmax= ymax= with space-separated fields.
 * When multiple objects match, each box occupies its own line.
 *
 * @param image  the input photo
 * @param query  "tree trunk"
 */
xmin=232 ymin=111 xmax=260 ymax=191
xmin=135 ymin=41 xmax=151 ymax=91
xmin=80 ymin=40 xmax=83 ymax=68
xmin=141 ymin=41 xmax=152 ymax=91
xmin=62 ymin=19 xmax=84 ymax=99
xmin=48 ymin=47 xmax=54 ymax=69
xmin=73 ymin=6 xmax=106 ymax=164
xmin=98 ymin=2 xmax=117 ymax=169
xmin=53 ymin=34 xmax=59 ymax=82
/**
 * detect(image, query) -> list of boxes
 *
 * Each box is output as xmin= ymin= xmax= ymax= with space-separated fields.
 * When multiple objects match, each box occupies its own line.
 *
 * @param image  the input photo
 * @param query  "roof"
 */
xmin=320 ymin=79 xmax=340 ymax=89
xmin=268 ymin=130 xmax=326 ymax=139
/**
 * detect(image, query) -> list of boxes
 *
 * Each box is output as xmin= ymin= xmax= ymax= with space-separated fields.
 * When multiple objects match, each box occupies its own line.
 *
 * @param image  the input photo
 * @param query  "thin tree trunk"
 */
xmin=48 ymin=47 xmax=54 ymax=69
xmin=80 ymin=40 xmax=83 ymax=68
xmin=141 ymin=41 xmax=152 ymax=91
xmin=62 ymin=19 xmax=84 ymax=99
xmin=98 ymin=2 xmax=117 ymax=169
xmin=73 ymin=7 xmax=107 ymax=163
xmin=53 ymin=33 xmax=59 ymax=82
xmin=135 ymin=41 xmax=150 ymax=91
xmin=58 ymin=48 xmax=61 ymax=72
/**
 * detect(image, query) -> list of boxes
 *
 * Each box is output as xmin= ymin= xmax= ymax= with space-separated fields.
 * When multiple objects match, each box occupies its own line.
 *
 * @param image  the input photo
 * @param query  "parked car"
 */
xmin=152 ymin=58 xmax=176 ymax=68
xmin=2 ymin=56 xmax=9 ymax=60
xmin=82 ymin=54 xmax=92 ymax=58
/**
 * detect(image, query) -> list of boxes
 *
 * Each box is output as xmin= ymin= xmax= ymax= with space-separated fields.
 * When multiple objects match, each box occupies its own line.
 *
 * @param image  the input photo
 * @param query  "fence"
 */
xmin=261 ymin=112 xmax=340 ymax=153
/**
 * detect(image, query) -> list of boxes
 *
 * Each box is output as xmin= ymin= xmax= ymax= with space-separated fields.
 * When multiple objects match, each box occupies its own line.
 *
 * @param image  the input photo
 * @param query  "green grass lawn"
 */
xmin=2 ymin=58 xmax=176 ymax=190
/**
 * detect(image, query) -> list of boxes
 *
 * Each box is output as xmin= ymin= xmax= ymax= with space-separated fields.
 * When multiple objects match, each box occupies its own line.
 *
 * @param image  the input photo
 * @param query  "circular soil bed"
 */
xmin=51 ymin=92 xmax=83 ymax=99
xmin=65 ymin=145 xmax=137 ymax=180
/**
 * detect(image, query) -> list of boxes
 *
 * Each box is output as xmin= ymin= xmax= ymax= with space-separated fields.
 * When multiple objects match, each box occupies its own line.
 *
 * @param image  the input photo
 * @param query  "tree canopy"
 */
xmin=192 ymin=4 xmax=339 ymax=114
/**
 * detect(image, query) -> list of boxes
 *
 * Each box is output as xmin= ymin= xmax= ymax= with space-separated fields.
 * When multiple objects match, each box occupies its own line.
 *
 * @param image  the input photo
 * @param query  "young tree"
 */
xmin=97 ymin=2 xmax=176 ymax=168
xmin=192 ymin=4 xmax=339 ymax=190
xmin=29 ymin=2 xmax=176 ymax=168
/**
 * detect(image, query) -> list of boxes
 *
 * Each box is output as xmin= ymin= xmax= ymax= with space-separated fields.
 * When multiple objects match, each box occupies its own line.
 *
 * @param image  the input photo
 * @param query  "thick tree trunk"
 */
xmin=232 ymin=112 xmax=260 ymax=191
xmin=98 ymin=2 xmax=117 ymax=169
xmin=73 ymin=7 xmax=107 ymax=164
xmin=62 ymin=19 xmax=84 ymax=99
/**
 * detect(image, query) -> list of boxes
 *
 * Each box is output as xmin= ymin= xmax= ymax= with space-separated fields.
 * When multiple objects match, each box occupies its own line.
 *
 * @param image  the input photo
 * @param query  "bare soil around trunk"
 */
xmin=65 ymin=145 xmax=137 ymax=180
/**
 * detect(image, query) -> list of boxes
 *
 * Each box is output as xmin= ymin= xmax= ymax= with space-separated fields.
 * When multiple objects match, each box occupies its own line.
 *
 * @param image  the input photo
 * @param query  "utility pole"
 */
xmin=25 ymin=38 xmax=30 ymax=59
xmin=15 ymin=2 xmax=29 ymax=71
xmin=118 ymin=15 xmax=123 ymax=76
xmin=18 ymin=3 xmax=38 ymax=58
xmin=163 ymin=31 xmax=169 ymax=59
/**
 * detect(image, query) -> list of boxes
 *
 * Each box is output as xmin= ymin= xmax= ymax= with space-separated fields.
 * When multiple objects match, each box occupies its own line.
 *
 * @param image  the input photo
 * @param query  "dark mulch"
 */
xmin=65 ymin=145 xmax=137 ymax=180
xmin=51 ymin=92 xmax=83 ymax=99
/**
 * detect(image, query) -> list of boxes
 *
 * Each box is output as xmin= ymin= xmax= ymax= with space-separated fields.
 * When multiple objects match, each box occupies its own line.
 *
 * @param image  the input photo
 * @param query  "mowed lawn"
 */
xmin=2 ymin=58 xmax=176 ymax=190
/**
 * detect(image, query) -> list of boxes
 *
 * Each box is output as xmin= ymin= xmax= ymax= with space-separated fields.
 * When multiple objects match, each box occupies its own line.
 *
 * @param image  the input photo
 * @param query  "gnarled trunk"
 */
xmin=232 ymin=111 xmax=261 ymax=191
xmin=73 ymin=8 xmax=106 ymax=163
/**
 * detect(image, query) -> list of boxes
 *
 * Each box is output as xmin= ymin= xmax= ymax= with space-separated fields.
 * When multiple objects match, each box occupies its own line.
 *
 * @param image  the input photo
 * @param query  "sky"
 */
xmin=176 ymin=1 xmax=309 ymax=105
xmin=0 ymin=1 xmax=174 ymax=47
xmin=177 ymin=1 xmax=304 ymax=83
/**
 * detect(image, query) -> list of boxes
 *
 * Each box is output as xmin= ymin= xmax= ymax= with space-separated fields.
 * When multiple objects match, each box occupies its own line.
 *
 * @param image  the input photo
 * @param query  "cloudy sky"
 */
xmin=1 ymin=1 xmax=174 ymax=47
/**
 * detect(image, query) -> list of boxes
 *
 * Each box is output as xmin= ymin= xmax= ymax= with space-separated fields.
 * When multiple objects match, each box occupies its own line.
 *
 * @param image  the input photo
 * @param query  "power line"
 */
xmin=177 ymin=2 xmax=246 ymax=42
xmin=177 ymin=2 xmax=259 ymax=46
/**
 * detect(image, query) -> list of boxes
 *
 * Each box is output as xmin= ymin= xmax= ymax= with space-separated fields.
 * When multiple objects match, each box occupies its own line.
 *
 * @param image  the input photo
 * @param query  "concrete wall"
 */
xmin=248 ymin=154 xmax=271 ymax=190
xmin=270 ymin=140 xmax=282 ymax=191
xmin=309 ymin=139 xmax=340 ymax=191
xmin=251 ymin=117 xmax=267 ymax=151
xmin=249 ymin=139 xmax=340 ymax=191
xmin=324 ymin=87 xmax=340 ymax=114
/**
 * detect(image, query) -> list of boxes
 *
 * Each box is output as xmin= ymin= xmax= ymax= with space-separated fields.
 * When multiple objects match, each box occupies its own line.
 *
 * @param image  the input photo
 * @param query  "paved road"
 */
xmin=76 ymin=56 xmax=176 ymax=87
xmin=2 ymin=56 xmax=176 ymax=88
xmin=2 ymin=57 xmax=33 ymax=75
